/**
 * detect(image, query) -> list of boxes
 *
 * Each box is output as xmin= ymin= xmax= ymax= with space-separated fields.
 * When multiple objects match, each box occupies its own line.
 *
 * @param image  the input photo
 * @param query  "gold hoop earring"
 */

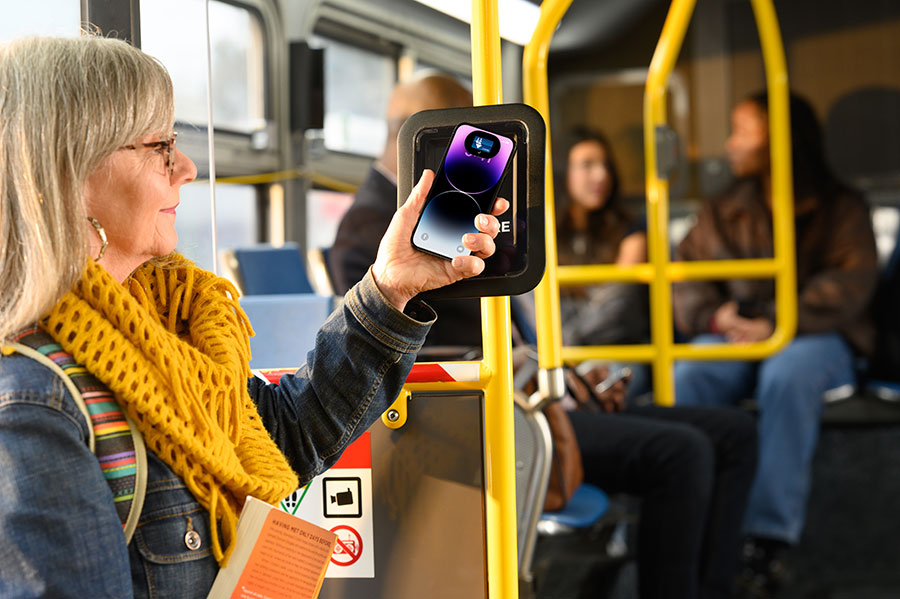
xmin=87 ymin=216 xmax=108 ymax=261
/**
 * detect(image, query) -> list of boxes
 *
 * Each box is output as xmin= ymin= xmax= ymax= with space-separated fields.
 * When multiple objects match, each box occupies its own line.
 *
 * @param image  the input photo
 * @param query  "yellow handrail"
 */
xmin=643 ymin=0 xmax=796 ymax=404
xmin=525 ymin=0 xmax=797 ymax=407
xmin=472 ymin=1 xmax=518 ymax=597
xmin=394 ymin=4 xmax=518 ymax=595
xmin=523 ymin=0 xmax=573 ymax=376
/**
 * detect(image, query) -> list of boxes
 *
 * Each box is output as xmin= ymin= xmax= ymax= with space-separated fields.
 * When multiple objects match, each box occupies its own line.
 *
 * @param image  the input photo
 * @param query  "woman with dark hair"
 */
xmin=673 ymin=93 xmax=878 ymax=598
xmin=548 ymin=129 xmax=759 ymax=599
xmin=557 ymin=129 xmax=649 ymax=346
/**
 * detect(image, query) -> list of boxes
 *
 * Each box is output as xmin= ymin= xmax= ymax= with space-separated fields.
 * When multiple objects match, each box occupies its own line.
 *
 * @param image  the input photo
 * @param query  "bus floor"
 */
xmin=527 ymin=420 xmax=900 ymax=599
xmin=530 ymin=499 xmax=640 ymax=599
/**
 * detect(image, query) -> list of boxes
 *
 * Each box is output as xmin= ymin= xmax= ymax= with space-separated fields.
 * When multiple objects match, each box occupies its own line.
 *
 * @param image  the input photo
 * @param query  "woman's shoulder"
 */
xmin=0 ymin=351 xmax=90 ymax=438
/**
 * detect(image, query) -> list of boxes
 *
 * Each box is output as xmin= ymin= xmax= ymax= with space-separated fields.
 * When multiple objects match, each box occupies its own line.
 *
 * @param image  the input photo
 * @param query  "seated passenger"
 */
xmin=672 ymin=92 xmax=878 ymax=598
xmin=557 ymin=128 xmax=649 ymax=346
xmin=329 ymin=72 xmax=484 ymax=348
xmin=551 ymin=130 xmax=757 ymax=599
xmin=332 ymin=73 xmax=755 ymax=597
xmin=0 ymin=36 xmax=505 ymax=597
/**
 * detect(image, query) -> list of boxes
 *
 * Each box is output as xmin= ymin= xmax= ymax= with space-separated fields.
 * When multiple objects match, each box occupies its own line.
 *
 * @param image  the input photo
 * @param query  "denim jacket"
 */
xmin=0 ymin=271 xmax=434 ymax=598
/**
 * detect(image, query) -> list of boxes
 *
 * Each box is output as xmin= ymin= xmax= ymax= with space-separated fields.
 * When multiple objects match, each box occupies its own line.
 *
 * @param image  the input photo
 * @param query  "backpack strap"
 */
xmin=6 ymin=327 xmax=147 ymax=544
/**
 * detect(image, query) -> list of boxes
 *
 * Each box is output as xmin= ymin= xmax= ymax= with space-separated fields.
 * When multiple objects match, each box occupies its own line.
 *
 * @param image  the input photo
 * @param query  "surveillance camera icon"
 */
xmin=330 ymin=489 xmax=354 ymax=506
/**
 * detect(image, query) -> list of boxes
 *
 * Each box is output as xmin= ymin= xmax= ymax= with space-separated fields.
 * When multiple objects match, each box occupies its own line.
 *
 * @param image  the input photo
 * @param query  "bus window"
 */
xmin=306 ymin=188 xmax=353 ymax=252
xmin=309 ymin=34 xmax=397 ymax=157
xmin=174 ymin=183 xmax=259 ymax=275
xmin=1 ymin=3 xmax=79 ymax=41
xmin=141 ymin=0 xmax=280 ymax=273
xmin=141 ymin=0 xmax=266 ymax=133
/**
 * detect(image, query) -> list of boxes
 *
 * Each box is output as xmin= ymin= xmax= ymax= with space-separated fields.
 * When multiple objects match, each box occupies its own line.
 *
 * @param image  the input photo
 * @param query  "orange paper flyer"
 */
xmin=207 ymin=497 xmax=337 ymax=599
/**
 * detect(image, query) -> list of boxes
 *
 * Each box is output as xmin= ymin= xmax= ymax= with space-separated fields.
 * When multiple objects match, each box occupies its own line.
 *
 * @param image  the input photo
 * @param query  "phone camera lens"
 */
xmin=456 ymin=245 xmax=465 ymax=253
xmin=421 ymin=233 xmax=429 ymax=240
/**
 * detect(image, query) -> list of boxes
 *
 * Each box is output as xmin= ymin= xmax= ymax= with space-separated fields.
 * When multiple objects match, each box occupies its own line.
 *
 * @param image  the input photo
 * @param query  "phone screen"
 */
xmin=411 ymin=123 xmax=516 ymax=260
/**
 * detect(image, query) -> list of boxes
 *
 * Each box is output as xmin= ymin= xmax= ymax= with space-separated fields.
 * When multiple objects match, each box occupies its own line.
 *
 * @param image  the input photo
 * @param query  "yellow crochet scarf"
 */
xmin=43 ymin=254 xmax=299 ymax=565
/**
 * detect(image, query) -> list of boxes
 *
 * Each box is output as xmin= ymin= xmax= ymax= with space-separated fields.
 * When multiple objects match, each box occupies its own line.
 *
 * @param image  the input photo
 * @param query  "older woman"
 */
xmin=0 ymin=36 xmax=504 ymax=597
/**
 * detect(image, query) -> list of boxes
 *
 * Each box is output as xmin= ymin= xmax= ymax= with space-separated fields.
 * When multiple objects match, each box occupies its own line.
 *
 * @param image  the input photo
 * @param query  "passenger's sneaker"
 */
xmin=734 ymin=537 xmax=790 ymax=599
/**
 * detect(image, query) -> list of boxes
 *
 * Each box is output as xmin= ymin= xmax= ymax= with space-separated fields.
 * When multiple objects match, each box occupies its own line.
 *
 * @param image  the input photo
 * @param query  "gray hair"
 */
xmin=0 ymin=35 xmax=174 ymax=340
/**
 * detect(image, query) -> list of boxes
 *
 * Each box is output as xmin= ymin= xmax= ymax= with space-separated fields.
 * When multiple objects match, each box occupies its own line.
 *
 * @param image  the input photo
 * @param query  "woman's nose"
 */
xmin=172 ymin=148 xmax=197 ymax=184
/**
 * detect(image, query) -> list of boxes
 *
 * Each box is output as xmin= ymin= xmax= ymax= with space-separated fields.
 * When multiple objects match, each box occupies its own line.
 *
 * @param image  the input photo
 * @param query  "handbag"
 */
xmin=542 ymin=398 xmax=584 ymax=512
xmin=513 ymin=347 xmax=585 ymax=512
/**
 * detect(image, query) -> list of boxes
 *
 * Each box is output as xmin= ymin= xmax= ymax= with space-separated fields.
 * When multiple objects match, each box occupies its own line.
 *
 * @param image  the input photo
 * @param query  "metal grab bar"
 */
xmin=524 ymin=0 xmax=797 ymax=407
xmin=643 ymin=0 xmax=797 ymax=404
xmin=523 ymin=0 xmax=575 ymax=405
xmin=471 ymin=2 xmax=519 ymax=595
xmin=392 ymin=4 xmax=520 ymax=595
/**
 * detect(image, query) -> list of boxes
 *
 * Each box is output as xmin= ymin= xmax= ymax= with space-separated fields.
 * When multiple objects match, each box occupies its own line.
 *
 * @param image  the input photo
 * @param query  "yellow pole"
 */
xmin=471 ymin=1 xmax=517 ymax=596
xmin=523 ymin=0 xmax=573 ymax=374
xmin=751 ymin=0 xmax=798 ymax=344
xmin=643 ymin=0 xmax=697 ymax=405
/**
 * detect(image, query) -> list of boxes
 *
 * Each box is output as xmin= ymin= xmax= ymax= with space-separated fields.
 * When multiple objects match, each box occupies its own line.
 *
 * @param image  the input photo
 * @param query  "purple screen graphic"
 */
xmin=412 ymin=124 xmax=516 ymax=260
xmin=444 ymin=124 xmax=515 ymax=196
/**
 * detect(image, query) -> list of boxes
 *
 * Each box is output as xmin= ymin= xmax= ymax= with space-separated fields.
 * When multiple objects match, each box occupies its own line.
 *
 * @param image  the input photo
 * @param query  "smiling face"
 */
xmin=84 ymin=130 xmax=197 ymax=281
xmin=726 ymin=100 xmax=770 ymax=178
xmin=566 ymin=139 xmax=614 ymax=212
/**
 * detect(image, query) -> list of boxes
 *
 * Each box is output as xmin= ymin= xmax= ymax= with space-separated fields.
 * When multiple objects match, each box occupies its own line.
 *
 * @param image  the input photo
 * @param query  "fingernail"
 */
xmin=479 ymin=215 xmax=489 ymax=227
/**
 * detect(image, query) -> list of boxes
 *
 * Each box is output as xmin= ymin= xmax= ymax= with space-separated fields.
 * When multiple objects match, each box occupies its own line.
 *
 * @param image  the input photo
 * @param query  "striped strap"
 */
xmin=8 ymin=327 xmax=147 ymax=544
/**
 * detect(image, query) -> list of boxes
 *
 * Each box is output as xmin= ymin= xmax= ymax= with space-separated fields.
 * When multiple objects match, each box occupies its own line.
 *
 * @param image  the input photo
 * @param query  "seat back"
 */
xmin=514 ymin=399 xmax=553 ymax=577
xmin=231 ymin=242 xmax=315 ymax=296
xmin=239 ymin=294 xmax=333 ymax=369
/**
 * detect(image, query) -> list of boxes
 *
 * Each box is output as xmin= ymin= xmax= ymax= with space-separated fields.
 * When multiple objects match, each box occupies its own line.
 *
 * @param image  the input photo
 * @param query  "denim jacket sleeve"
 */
xmin=247 ymin=269 xmax=435 ymax=483
xmin=0 ymin=353 xmax=133 ymax=598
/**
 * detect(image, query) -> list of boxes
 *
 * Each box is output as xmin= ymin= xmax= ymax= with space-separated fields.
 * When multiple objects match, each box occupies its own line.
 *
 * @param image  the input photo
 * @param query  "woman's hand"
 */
xmin=714 ymin=301 xmax=774 ymax=342
xmin=371 ymin=170 xmax=508 ymax=312
xmin=726 ymin=316 xmax=774 ymax=343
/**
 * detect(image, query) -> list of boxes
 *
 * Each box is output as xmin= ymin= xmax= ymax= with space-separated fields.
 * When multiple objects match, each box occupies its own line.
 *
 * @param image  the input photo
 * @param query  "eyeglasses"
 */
xmin=121 ymin=132 xmax=178 ymax=176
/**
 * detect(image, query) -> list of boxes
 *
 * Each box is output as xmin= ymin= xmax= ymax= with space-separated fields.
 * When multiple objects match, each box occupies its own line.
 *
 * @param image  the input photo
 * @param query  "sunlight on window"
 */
xmin=310 ymin=35 xmax=395 ymax=157
xmin=0 ymin=3 xmax=79 ymax=42
xmin=141 ymin=0 xmax=266 ymax=133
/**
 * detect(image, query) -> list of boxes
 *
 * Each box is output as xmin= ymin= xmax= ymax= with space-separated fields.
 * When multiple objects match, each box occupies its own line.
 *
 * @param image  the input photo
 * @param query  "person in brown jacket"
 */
xmin=672 ymin=92 xmax=878 ymax=598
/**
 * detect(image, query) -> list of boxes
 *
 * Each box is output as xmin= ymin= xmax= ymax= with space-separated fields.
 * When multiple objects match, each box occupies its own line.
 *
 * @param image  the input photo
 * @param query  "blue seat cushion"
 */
xmin=240 ymin=294 xmax=333 ymax=369
xmin=541 ymin=483 xmax=609 ymax=529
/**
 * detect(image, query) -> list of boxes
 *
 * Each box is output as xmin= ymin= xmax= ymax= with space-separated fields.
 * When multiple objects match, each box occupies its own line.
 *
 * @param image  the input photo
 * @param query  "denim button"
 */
xmin=184 ymin=530 xmax=202 ymax=551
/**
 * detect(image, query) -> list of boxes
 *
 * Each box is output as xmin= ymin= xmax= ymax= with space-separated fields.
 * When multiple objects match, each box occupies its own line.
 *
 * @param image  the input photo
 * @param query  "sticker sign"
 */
xmin=323 ymin=477 xmax=362 ymax=518
xmin=330 ymin=525 xmax=363 ymax=567
xmin=285 ymin=432 xmax=374 ymax=578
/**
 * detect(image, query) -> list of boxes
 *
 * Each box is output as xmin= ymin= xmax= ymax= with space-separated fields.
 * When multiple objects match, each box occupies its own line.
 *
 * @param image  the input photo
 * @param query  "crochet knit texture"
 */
xmin=43 ymin=254 xmax=299 ymax=565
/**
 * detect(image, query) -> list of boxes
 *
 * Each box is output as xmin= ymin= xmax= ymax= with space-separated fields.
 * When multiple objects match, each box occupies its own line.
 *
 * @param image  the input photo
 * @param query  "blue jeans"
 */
xmin=673 ymin=333 xmax=856 ymax=544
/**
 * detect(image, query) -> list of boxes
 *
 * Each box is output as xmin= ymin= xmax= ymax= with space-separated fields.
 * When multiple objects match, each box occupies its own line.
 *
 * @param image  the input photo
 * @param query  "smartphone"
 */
xmin=593 ymin=366 xmax=632 ymax=395
xmin=411 ymin=123 xmax=517 ymax=260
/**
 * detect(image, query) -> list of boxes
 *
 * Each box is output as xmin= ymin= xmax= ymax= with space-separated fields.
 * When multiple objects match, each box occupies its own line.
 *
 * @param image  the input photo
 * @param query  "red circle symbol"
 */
xmin=330 ymin=525 xmax=363 ymax=567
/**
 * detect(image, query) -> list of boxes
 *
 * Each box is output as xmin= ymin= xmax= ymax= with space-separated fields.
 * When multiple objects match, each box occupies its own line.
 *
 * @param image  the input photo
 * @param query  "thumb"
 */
xmin=403 ymin=169 xmax=435 ymax=214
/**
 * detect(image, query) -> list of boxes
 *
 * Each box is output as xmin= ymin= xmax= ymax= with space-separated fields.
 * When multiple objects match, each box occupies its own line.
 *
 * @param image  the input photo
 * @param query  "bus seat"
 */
xmin=814 ymin=227 xmax=900 ymax=423
xmin=538 ymin=483 xmax=610 ymax=533
xmin=239 ymin=294 xmax=333 ymax=369
xmin=514 ymin=397 xmax=552 ymax=581
xmin=866 ymin=380 xmax=900 ymax=402
xmin=230 ymin=242 xmax=315 ymax=296
xmin=514 ymin=390 xmax=618 ymax=595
